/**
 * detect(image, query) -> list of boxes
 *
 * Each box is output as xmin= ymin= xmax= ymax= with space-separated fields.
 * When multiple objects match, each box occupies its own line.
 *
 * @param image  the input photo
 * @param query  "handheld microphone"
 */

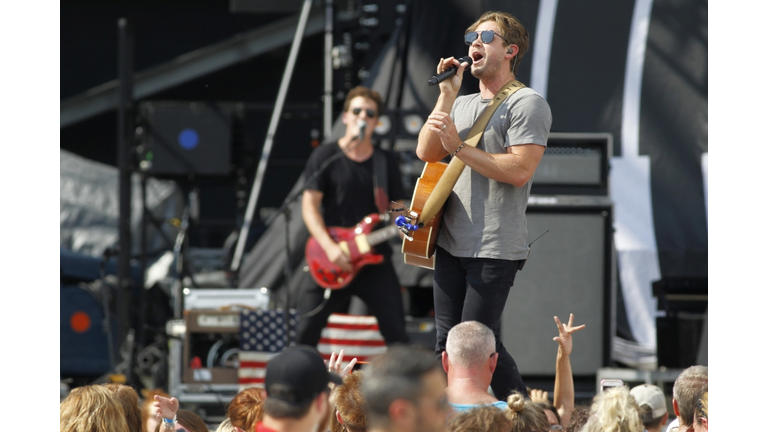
xmin=428 ymin=56 xmax=472 ymax=86
xmin=357 ymin=119 xmax=367 ymax=141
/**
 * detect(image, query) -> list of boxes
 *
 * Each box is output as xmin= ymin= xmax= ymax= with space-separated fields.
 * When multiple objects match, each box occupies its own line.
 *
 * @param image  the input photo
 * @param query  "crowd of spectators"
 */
xmin=60 ymin=314 xmax=708 ymax=432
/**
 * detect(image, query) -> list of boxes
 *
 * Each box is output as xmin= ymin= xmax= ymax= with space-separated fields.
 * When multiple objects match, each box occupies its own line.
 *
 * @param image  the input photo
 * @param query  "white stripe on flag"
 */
xmin=317 ymin=344 xmax=388 ymax=356
xmin=321 ymin=328 xmax=386 ymax=340
xmin=327 ymin=314 xmax=379 ymax=325
xmin=237 ymin=369 xmax=267 ymax=378
xmin=239 ymin=352 xmax=278 ymax=362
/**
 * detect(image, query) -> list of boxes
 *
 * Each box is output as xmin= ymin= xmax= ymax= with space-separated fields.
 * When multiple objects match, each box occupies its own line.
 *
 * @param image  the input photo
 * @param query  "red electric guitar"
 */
xmin=305 ymin=214 xmax=400 ymax=290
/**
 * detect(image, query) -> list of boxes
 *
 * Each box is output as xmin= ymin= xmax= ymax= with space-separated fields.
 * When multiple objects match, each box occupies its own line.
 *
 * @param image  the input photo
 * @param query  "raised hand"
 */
xmin=529 ymin=388 xmax=550 ymax=404
xmin=553 ymin=314 xmax=585 ymax=357
xmin=153 ymin=395 xmax=179 ymax=420
xmin=436 ymin=57 xmax=469 ymax=95
xmin=324 ymin=350 xmax=358 ymax=378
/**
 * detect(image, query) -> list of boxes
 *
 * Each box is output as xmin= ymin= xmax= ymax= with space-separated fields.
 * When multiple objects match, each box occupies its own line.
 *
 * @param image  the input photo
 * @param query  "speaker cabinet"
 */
xmin=501 ymin=197 xmax=615 ymax=376
xmin=656 ymin=313 xmax=705 ymax=369
xmin=139 ymin=101 xmax=232 ymax=176
xmin=61 ymin=284 xmax=116 ymax=376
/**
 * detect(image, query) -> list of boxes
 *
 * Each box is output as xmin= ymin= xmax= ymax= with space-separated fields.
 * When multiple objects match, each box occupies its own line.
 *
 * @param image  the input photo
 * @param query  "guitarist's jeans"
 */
xmin=296 ymin=255 xmax=409 ymax=346
xmin=433 ymin=245 xmax=527 ymax=400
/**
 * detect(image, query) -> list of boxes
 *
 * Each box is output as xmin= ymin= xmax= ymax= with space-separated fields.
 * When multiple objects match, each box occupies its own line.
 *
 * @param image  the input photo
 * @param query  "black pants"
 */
xmin=433 ymin=245 xmax=527 ymax=400
xmin=296 ymin=255 xmax=409 ymax=346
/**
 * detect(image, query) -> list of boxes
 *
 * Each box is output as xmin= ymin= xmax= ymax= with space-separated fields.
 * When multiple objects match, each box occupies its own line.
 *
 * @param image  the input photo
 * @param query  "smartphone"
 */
xmin=599 ymin=379 xmax=624 ymax=393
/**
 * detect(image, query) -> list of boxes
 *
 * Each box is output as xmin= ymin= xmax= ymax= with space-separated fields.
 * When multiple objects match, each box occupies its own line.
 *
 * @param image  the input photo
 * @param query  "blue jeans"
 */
xmin=433 ymin=245 xmax=527 ymax=400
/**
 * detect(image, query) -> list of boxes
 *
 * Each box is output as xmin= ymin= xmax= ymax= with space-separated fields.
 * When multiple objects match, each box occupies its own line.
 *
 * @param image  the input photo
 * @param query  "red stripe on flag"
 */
xmin=239 ymin=361 xmax=269 ymax=368
xmin=319 ymin=338 xmax=386 ymax=347
xmin=325 ymin=323 xmax=380 ymax=331
xmin=238 ymin=377 xmax=265 ymax=384
xmin=321 ymin=353 xmax=371 ymax=362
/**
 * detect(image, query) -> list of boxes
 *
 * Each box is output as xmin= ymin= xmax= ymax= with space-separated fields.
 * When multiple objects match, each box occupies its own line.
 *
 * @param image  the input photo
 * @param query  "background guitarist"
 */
xmin=415 ymin=11 xmax=552 ymax=400
xmin=297 ymin=86 xmax=409 ymax=348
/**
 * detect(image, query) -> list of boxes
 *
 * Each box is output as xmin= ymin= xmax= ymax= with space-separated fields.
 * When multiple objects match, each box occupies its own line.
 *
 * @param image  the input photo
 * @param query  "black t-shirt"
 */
xmin=303 ymin=141 xmax=404 ymax=230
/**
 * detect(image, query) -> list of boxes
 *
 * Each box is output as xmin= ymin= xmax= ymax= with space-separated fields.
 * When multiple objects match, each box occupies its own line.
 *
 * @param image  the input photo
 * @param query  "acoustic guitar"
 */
xmin=400 ymin=161 xmax=449 ymax=269
xmin=305 ymin=214 xmax=400 ymax=289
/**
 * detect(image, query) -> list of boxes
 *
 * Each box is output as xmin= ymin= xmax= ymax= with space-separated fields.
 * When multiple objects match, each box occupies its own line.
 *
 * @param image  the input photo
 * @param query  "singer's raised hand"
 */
xmin=437 ymin=57 xmax=469 ymax=94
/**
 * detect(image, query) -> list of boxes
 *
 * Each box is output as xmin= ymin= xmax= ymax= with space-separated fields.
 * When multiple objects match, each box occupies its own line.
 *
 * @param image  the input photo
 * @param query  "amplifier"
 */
xmin=180 ymin=289 xmax=270 ymax=385
xmin=531 ymin=132 xmax=612 ymax=196
xmin=501 ymin=196 xmax=615 ymax=375
xmin=183 ymin=309 xmax=240 ymax=384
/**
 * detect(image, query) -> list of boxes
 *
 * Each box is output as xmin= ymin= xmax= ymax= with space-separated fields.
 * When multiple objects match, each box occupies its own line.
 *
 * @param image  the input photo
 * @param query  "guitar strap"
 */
xmin=417 ymin=79 xmax=526 ymax=225
xmin=372 ymin=147 xmax=389 ymax=215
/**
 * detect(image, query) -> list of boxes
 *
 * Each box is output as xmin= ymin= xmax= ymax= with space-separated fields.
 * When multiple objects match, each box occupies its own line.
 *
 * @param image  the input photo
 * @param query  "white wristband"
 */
xmin=162 ymin=414 xmax=177 ymax=428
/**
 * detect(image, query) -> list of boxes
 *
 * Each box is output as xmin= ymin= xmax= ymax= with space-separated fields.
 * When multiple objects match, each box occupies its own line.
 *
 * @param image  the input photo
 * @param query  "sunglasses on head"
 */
xmin=465 ymin=30 xmax=509 ymax=46
xmin=351 ymin=107 xmax=376 ymax=118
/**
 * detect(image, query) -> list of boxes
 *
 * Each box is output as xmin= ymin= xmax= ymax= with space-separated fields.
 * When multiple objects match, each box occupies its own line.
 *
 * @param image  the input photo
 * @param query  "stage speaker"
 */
xmin=656 ymin=313 xmax=705 ymax=369
xmin=139 ymin=101 xmax=232 ymax=176
xmin=61 ymin=283 xmax=117 ymax=376
xmin=500 ymin=198 xmax=614 ymax=376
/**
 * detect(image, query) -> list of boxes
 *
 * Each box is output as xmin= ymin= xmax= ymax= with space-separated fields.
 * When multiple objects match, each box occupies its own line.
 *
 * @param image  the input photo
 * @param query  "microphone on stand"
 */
xmin=428 ymin=56 xmax=472 ymax=86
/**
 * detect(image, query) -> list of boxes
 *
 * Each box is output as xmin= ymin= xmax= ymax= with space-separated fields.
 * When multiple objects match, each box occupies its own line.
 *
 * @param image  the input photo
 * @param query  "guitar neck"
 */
xmin=366 ymin=225 xmax=400 ymax=246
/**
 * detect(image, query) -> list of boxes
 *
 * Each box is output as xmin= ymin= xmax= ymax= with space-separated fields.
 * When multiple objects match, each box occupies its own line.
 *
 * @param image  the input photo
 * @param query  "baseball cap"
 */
xmin=630 ymin=384 xmax=667 ymax=418
xmin=264 ymin=345 xmax=343 ymax=405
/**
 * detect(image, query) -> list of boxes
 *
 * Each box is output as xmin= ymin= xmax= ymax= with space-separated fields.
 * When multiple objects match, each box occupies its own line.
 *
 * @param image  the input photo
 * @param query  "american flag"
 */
xmin=317 ymin=313 xmax=386 ymax=364
xmin=238 ymin=309 xmax=297 ymax=390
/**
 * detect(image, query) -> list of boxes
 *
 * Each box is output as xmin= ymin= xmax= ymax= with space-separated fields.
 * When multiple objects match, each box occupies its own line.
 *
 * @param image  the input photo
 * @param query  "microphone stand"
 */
xmin=261 ymin=136 xmax=364 ymax=348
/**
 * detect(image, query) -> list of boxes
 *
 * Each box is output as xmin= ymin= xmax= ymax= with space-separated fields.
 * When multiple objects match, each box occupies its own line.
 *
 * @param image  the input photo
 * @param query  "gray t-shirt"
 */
xmin=437 ymin=87 xmax=552 ymax=261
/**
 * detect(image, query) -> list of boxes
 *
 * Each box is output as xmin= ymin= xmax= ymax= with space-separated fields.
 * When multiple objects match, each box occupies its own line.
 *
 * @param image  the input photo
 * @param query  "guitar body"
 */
xmin=402 ymin=161 xmax=449 ymax=269
xmin=306 ymin=214 xmax=387 ymax=290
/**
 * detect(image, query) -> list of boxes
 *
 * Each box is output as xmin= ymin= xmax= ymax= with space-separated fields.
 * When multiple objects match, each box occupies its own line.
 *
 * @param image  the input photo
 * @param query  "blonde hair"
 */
xmin=503 ymin=391 xmax=550 ymax=432
xmin=580 ymin=386 xmax=644 ymax=432
xmin=215 ymin=418 xmax=236 ymax=432
xmin=104 ymin=383 xmax=142 ymax=432
xmin=447 ymin=405 xmax=512 ymax=432
xmin=331 ymin=371 xmax=367 ymax=432
xmin=61 ymin=385 xmax=130 ymax=432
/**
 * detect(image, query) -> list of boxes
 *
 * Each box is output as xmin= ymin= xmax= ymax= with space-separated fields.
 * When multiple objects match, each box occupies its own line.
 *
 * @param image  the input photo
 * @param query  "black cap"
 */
xmin=264 ymin=346 xmax=343 ymax=405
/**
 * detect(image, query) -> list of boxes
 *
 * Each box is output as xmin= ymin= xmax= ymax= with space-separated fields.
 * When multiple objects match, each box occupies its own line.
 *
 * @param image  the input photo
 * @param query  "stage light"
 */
xmin=70 ymin=311 xmax=91 ymax=333
xmin=375 ymin=114 xmax=392 ymax=135
xmin=403 ymin=114 xmax=424 ymax=135
xmin=178 ymin=128 xmax=200 ymax=150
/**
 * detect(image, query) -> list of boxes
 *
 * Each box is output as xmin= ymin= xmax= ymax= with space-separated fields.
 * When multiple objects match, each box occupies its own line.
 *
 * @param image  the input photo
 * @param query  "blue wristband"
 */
xmin=163 ymin=415 xmax=176 ymax=424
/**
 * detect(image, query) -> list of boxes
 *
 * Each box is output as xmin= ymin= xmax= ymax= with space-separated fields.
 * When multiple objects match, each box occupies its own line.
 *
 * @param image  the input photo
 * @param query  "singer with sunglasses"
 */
xmin=416 ymin=11 xmax=552 ymax=401
xmin=297 ymin=86 xmax=409 ymax=348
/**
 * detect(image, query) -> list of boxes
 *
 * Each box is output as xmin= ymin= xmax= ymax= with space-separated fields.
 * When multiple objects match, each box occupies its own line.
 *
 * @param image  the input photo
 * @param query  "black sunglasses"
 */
xmin=465 ymin=30 xmax=509 ymax=46
xmin=351 ymin=107 xmax=377 ymax=118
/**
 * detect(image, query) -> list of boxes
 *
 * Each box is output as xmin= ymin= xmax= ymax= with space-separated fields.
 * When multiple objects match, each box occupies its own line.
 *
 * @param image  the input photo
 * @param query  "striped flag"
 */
xmin=238 ymin=309 xmax=297 ymax=390
xmin=317 ymin=313 xmax=386 ymax=365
